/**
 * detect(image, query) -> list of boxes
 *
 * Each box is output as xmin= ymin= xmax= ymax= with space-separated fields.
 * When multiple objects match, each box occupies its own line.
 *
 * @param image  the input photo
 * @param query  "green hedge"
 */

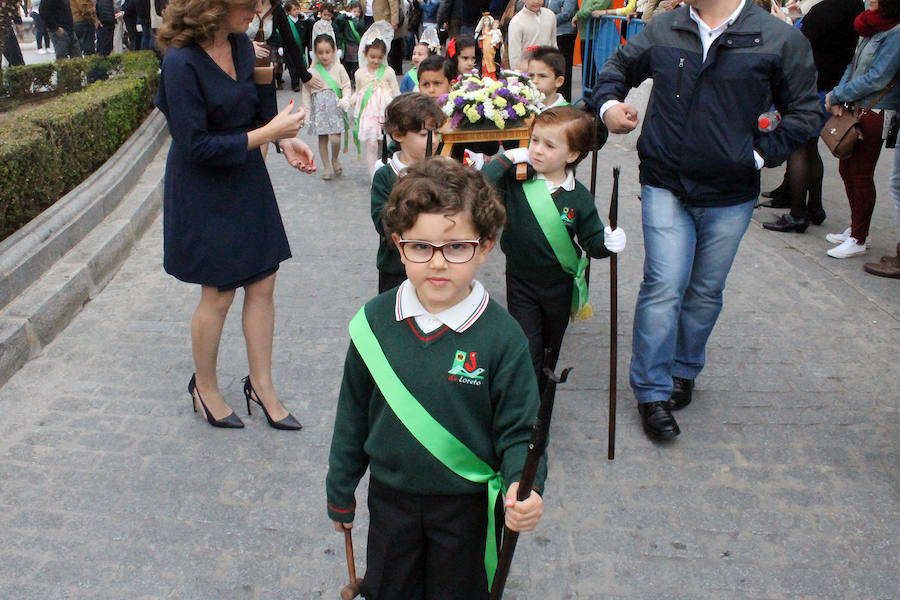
xmin=0 ymin=123 xmax=64 ymax=239
xmin=0 ymin=53 xmax=159 ymax=241
xmin=2 ymin=51 xmax=149 ymax=99
xmin=3 ymin=63 xmax=56 ymax=97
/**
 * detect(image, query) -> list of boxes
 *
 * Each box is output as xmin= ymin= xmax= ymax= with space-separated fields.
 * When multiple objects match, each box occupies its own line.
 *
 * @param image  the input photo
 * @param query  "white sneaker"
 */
xmin=826 ymin=237 xmax=867 ymax=258
xmin=826 ymin=227 xmax=871 ymax=247
xmin=38 ymin=48 xmax=46 ymax=54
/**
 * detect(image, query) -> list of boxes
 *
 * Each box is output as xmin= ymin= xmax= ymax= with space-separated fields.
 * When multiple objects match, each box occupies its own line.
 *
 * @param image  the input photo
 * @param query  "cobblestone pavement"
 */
xmin=0 ymin=83 xmax=898 ymax=599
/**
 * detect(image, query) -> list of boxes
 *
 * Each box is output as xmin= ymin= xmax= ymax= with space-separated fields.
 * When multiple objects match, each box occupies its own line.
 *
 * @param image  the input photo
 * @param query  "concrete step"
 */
xmin=0 ymin=112 xmax=169 ymax=386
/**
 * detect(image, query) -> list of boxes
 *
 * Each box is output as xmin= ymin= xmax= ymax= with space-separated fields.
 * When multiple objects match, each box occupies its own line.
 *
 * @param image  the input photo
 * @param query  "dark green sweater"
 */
xmin=370 ymin=164 xmax=405 ymax=276
xmin=484 ymin=155 xmax=609 ymax=284
xmin=326 ymin=289 xmax=546 ymax=522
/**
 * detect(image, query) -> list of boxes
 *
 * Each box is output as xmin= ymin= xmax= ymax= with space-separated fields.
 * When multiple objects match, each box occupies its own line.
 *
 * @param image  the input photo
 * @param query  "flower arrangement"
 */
xmin=439 ymin=70 xmax=543 ymax=130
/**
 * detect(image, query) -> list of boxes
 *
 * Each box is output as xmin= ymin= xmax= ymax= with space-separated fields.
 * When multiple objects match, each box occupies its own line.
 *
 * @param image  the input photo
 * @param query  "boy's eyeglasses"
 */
xmin=397 ymin=239 xmax=481 ymax=264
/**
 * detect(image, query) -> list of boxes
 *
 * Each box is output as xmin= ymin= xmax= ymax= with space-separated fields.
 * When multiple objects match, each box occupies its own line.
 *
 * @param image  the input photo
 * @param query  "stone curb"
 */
xmin=0 ymin=109 xmax=169 ymax=387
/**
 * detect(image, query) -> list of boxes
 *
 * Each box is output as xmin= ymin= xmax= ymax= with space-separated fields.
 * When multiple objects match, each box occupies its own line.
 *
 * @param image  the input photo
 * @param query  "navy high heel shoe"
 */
xmin=243 ymin=376 xmax=302 ymax=430
xmin=188 ymin=374 xmax=244 ymax=428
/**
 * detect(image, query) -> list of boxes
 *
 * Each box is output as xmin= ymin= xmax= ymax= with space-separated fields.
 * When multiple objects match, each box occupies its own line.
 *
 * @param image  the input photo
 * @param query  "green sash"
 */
xmin=286 ymin=18 xmax=308 ymax=68
xmin=348 ymin=307 xmax=503 ymax=589
xmin=353 ymin=63 xmax=386 ymax=155
xmin=522 ymin=179 xmax=590 ymax=317
xmin=348 ymin=20 xmax=361 ymax=42
xmin=409 ymin=67 xmax=418 ymax=87
xmin=315 ymin=62 xmax=350 ymax=152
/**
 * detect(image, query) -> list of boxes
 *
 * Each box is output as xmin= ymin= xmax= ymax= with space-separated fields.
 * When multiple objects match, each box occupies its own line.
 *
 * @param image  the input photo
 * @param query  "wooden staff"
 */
xmin=490 ymin=364 xmax=572 ymax=600
xmin=340 ymin=528 xmax=363 ymax=600
xmin=608 ymin=166 xmax=620 ymax=460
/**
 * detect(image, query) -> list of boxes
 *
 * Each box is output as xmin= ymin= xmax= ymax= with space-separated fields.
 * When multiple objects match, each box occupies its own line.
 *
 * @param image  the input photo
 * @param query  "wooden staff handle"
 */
xmin=340 ymin=528 xmax=363 ymax=600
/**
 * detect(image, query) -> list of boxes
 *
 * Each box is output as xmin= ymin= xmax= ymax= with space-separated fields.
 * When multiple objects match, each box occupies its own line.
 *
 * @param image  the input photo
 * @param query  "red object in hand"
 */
xmin=758 ymin=111 xmax=781 ymax=132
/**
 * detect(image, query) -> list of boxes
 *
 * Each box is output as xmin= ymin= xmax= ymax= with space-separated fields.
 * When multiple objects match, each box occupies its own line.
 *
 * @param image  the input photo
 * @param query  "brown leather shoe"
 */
xmin=880 ymin=243 xmax=900 ymax=264
xmin=863 ymin=247 xmax=900 ymax=279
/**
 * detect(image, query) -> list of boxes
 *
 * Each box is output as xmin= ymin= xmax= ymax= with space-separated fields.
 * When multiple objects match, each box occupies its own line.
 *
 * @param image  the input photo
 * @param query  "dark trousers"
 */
xmin=362 ymin=478 xmax=490 ymax=600
xmin=73 ymin=20 xmax=96 ymax=55
xmin=283 ymin=52 xmax=303 ymax=88
xmin=506 ymin=272 xmax=572 ymax=394
xmin=345 ymin=61 xmax=359 ymax=87
xmin=96 ymin=22 xmax=115 ymax=56
xmin=50 ymin=28 xmax=82 ymax=59
xmin=556 ymin=32 xmax=576 ymax=101
xmin=32 ymin=13 xmax=50 ymax=49
xmin=378 ymin=271 xmax=406 ymax=295
xmin=124 ymin=15 xmax=140 ymax=50
xmin=3 ymin=29 xmax=24 ymax=66
xmin=388 ymin=37 xmax=404 ymax=75
xmin=138 ymin=18 xmax=152 ymax=49
xmin=840 ymin=110 xmax=885 ymax=242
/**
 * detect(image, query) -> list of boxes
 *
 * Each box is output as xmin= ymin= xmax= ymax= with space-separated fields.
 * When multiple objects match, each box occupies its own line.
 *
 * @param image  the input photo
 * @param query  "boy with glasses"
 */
xmin=371 ymin=93 xmax=447 ymax=293
xmin=327 ymin=157 xmax=546 ymax=600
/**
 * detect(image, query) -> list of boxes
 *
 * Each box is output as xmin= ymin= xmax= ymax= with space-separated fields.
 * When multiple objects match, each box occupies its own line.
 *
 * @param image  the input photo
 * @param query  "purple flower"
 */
xmin=476 ymin=104 xmax=485 ymax=116
xmin=437 ymin=93 xmax=449 ymax=105
xmin=450 ymin=113 xmax=465 ymax=128
xmin=454 ymin=96 xmax=467 ymax=108
xmin=506 ymin=106 xmax=518 ymax=119
xmin=497 ymin=88 xmax=511 ymax=98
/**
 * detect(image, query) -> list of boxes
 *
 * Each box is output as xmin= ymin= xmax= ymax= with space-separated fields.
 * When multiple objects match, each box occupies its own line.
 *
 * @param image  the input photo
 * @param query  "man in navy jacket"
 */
xmin=591 ymin=0 xmax=822 ymax=441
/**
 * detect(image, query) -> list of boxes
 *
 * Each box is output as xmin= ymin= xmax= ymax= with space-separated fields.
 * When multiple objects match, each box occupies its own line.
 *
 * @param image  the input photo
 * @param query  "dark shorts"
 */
xmin=362 ymin=478 xmax=496 ymax=600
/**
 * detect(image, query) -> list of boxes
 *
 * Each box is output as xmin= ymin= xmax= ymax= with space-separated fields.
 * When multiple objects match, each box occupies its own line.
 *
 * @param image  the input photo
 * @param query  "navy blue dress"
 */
xmin=155 ymin=34 xmax=291 ymax=289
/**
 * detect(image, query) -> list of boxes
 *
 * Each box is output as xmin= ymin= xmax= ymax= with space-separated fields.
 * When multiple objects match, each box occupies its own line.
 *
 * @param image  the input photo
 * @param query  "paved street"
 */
xmin=0 ymin=78 xmax=898 ymax=599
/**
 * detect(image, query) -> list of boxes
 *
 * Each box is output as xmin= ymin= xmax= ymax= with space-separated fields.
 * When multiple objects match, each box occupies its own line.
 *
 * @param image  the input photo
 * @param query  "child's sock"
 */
xmin=365 ymin=139 xmax=380 ymax=177
xmin=318 ymin=135 xmax=333 ymax=176
xmin=330 ymin=134 xmax=342 ymax=169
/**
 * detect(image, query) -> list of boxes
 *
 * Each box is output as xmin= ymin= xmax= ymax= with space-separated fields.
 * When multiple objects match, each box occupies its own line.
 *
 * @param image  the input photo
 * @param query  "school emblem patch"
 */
xmin=561 ymin=207 xmax=575 ymax=224
xmin=448 ymin=350 xmax=485 ymax=385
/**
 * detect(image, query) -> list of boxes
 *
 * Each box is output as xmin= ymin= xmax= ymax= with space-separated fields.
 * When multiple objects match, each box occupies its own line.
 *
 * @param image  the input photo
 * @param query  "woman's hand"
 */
xmin=591 ymin=9 xmax=603 ymax=17
xmin=305 ymin=73 xmax=326 ymax=92
xmin=504 ymin=483 xmax=543 ymax=533
xmin=571 ymin=16 xmax=578 ymax=26
xmin=267 ymin=100 xmax=306 ymax=140
xmin=281 ymin=138 xmax=316 ymax=173
xmin=253 ymin=41 xmax=270 ymax=60
xmin=825 ymin=92 xmax=844 ymax=116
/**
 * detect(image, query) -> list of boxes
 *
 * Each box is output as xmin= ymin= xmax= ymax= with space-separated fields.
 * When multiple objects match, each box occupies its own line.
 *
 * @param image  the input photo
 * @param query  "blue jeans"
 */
xmin=138 ymin=18 xmax=153 ymax=50
xmin=630 ymin=186 xmax=755 ymax=404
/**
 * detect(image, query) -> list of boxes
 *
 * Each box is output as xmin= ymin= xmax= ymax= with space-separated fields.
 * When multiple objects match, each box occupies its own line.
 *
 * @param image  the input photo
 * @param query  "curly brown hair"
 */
xmin=382 ymin=93 xmax=448 ymax=138
xmin=156 ymin=0 xmax=255 ymax=51
xmin=382 ymin=157 xmax=506 ymax=241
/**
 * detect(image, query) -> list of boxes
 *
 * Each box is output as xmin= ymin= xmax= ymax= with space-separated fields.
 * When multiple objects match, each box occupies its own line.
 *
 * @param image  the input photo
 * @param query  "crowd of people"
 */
xmin=758 ymin=0 xmax=900 ymax=276
xmin=1 ymin=0 xmax=171 ymax=62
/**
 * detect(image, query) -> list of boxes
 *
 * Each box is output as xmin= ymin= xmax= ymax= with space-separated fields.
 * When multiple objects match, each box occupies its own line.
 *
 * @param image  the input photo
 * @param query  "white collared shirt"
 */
xmin=371 ymin=152 xmax=408 ymax=180
xmin=539 ymin=93 xmax=569 ymax=111
xmin=689 ymin=0 xmax=746 ymax=62
xmin=395 ymin=279 xmax=490 ymax=334
xmin=536 ymin=169 xmax=576 ymax=196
